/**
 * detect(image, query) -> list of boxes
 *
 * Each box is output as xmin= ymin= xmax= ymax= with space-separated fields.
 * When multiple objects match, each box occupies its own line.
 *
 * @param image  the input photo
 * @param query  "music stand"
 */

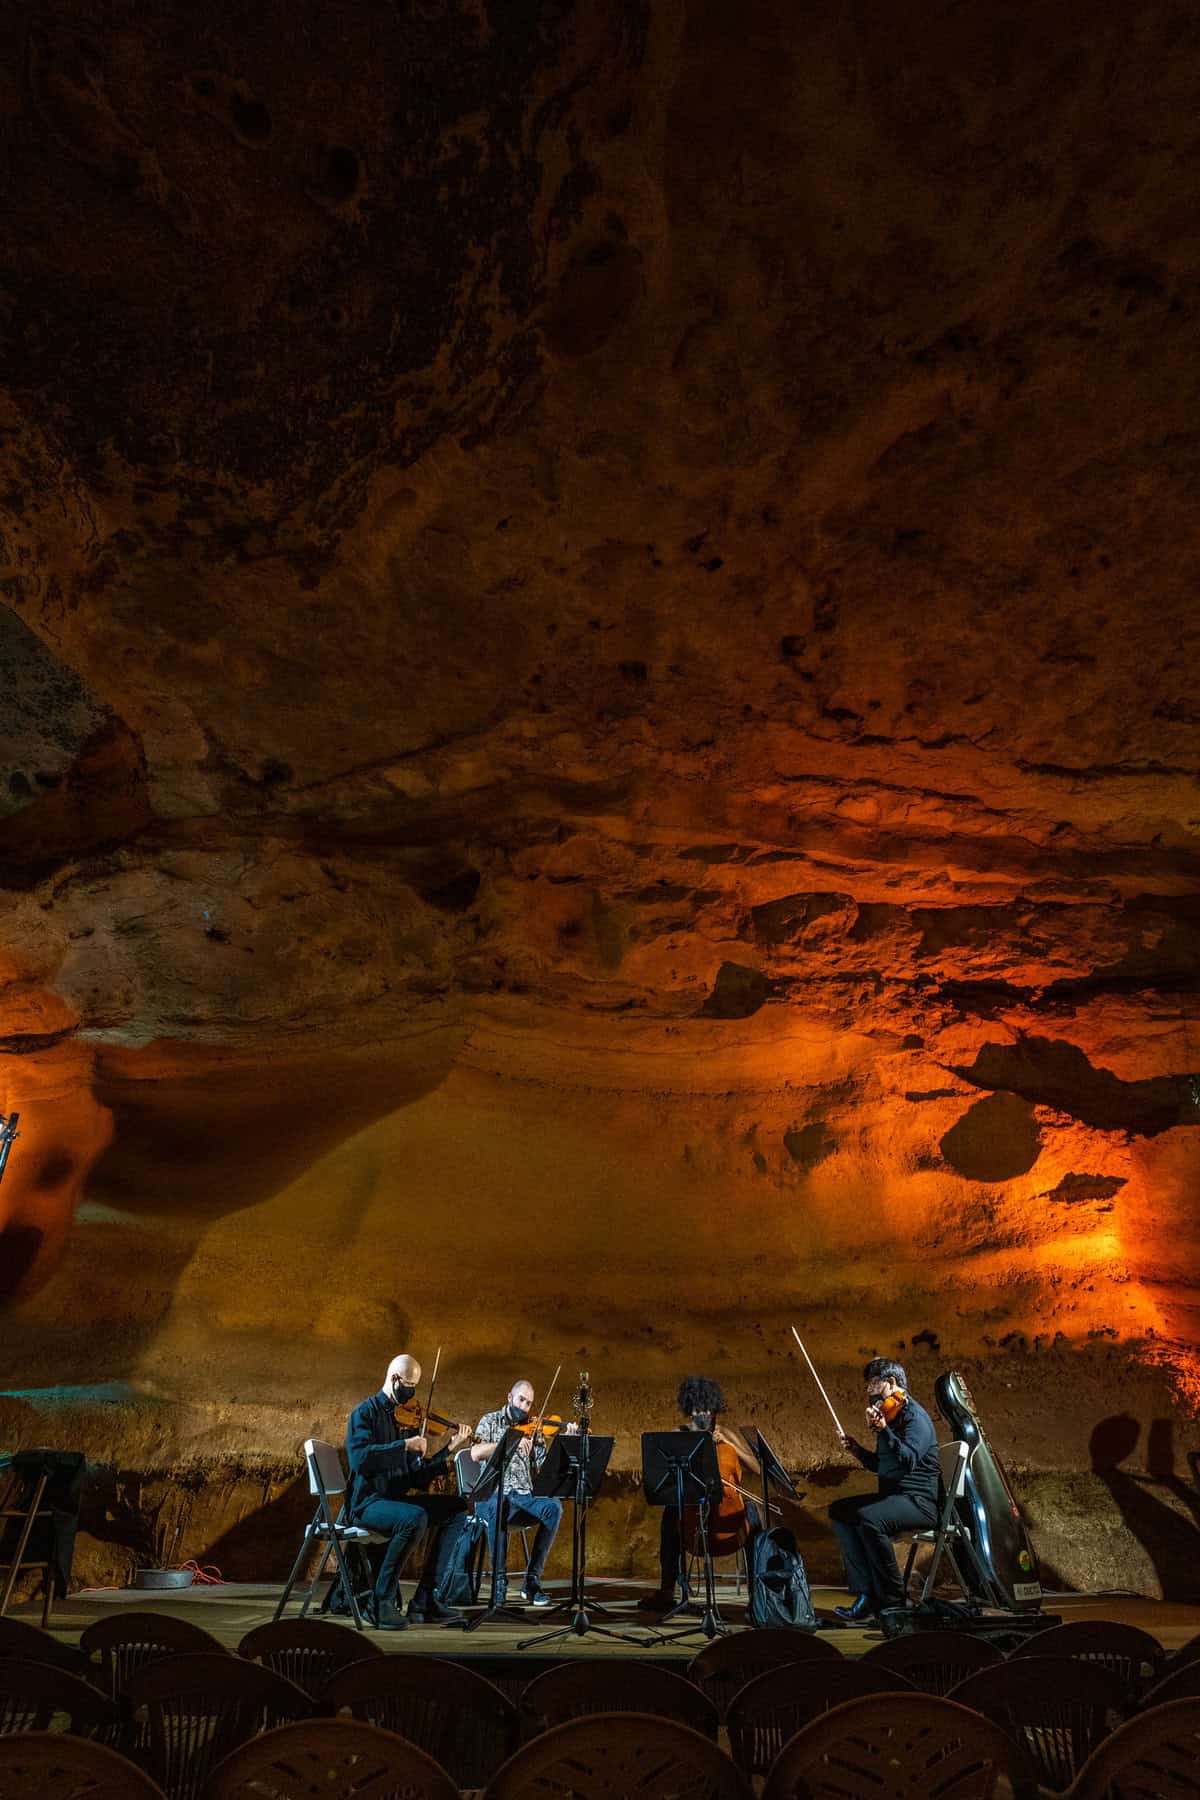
xmin=519 ymin=1433 xmax=647 ymax=1648
xmin=462 ymin=1429 xmax=528 ymax=1631
xmin=752 ymin=1428 xmax=804 ymax=1516
xmin=640 ymin=1430 xmax=728 ymax=1642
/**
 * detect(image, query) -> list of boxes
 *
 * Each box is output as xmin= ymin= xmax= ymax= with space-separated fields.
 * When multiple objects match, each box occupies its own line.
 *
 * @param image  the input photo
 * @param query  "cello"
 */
xmin=682 ymin=1427 xmax=752 ymax=1559
xmin=934 ymin=1370 xmax=1043 ymax=1613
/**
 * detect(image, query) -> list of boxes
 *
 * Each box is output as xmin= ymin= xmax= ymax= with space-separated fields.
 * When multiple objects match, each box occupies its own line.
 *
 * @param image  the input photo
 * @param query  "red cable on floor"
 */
xmin=175 ymin=1561 xmax=227 ymax=1585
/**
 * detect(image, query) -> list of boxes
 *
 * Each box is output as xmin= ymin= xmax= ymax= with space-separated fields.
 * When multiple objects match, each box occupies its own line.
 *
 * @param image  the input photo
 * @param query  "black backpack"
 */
xmin=437 ymin=1513 xmax=490 ymax=1607
xmin=747 ymin=1525 xmax=816 ymax=1630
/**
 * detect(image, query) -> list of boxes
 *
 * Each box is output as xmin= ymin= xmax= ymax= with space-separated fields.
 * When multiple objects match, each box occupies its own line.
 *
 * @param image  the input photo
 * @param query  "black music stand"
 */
xmin=640 ymin=1430 xmax=728 ymax=1642
xmin=519 ymin=1433 xmax=647 ymax=1649
xmin=752 ymin=1428 xmax=804 ymax=1515
xmin=463 ymin=1429 xmax=528 ymax=1631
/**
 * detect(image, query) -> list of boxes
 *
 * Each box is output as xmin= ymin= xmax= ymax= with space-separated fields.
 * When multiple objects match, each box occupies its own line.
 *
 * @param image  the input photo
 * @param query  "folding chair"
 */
xmin=273 ymin=1440 xmax=384 ymax=1631
xmin=901 ymin=1440 xmax=986 ymax=1604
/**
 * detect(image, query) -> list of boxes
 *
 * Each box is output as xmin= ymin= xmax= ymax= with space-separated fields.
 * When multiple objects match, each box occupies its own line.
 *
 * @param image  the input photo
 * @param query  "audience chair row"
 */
xmin=2 ymin=1697 xmax=1200 ymax=1800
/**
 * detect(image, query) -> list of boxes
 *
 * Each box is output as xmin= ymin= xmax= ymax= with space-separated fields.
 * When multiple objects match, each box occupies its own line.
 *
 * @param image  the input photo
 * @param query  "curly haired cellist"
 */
xmin=637 ymin=1374 xmax=761 ymax=1613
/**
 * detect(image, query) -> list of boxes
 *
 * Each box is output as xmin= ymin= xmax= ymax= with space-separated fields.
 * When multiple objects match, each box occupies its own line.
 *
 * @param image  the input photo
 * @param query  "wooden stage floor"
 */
xmin=23 ymin=1578 xmax=1200 ymax=1673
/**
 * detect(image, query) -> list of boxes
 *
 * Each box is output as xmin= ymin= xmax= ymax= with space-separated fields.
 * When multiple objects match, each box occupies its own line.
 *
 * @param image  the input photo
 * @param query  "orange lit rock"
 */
xmin=1 ymin=0 xmax=1199 ymax=1594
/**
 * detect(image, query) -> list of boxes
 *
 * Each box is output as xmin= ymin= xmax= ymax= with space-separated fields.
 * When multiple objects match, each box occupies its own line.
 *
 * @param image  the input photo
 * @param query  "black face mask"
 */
xmin=391 ymin=1380 xmax=416 ymax=1405
xmin=508 ymin=1400 xmax=531 ymax=1424
xmin=691 ymin=1410 xmax=715 ymax=1432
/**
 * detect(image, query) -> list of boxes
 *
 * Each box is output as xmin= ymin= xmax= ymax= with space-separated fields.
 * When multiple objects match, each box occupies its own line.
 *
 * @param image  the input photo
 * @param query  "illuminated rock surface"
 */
xmin=1 ymin=0 xmax=1198 ymax=1591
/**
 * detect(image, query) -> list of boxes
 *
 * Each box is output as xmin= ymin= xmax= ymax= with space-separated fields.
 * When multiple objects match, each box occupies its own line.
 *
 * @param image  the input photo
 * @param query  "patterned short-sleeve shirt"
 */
xmin=474 ymin=1405 xmax=548 ymax=1498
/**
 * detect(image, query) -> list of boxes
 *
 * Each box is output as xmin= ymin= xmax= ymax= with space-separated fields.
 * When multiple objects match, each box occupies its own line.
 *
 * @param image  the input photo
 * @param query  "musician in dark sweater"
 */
xmin=345 ymin=1353 xmax=472 ymax=1630
xmin=828 ymin=1356 xmax=940 ymax=1621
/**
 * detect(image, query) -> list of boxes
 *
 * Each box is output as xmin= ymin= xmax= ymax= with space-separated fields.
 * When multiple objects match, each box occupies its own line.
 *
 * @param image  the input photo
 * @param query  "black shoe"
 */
xmin=833 ymin=1594 xmax=878 ymax=1623
xmin=407 ymin=1590 xmax=467 ymax=1626
xmin=636 ymin=1588 xmax=677 ymax=1612
xmin=522 ymin=1581 xmax=552 ymax=1608
xmin=370 ymin=1598 xmax=408 ymax=1630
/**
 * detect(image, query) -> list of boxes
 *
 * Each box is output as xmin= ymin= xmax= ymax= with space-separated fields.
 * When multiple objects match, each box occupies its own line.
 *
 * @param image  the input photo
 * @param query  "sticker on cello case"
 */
xmin=1013 ymin=1581 xmax=1042 ymax=1601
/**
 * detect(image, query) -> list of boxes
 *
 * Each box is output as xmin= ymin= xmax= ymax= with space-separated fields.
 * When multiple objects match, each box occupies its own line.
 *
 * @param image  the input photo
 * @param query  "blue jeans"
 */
xmin=475 ymin=1493 xmax=563 ymax=1584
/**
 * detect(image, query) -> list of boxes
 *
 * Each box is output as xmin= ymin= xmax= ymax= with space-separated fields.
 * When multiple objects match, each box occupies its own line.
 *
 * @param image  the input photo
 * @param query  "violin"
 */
xmin=392 ymin=1397 xmax=465 ymax=1444
xmin=511 ymin=1365 xmax=567 ymax=1449
xmin=512 ymin=1413 xmax=564 ymax=1441
xmin=867 ymin=1389 xmax=908 ymax=1427
xmin=393 ymin=1346 xmax=466 ymax=1449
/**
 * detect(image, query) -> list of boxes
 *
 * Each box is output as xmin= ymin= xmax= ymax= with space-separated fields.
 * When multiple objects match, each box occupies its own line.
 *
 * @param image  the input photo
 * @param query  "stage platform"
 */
xmin=18 ymin=1578 xmax=1200 ymax=1686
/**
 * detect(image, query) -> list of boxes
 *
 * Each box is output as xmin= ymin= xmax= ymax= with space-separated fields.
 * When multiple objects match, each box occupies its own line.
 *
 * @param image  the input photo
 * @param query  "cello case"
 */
xmin=934 ymin=1370 xmax=1043 ymax=1612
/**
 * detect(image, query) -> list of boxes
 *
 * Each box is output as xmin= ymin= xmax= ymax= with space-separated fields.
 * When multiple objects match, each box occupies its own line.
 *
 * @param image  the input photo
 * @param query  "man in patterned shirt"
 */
xmin=470 ymin=1378 xmax=570 ymax=1607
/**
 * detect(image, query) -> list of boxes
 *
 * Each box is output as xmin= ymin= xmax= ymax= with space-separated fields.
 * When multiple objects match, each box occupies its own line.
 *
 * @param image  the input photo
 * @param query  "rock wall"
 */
xmin=1 ymin=0 xmax=1199 ymax=1593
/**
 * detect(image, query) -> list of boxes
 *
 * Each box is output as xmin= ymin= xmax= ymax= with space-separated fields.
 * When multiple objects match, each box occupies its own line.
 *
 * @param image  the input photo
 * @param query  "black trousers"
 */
xmin=354 ymin=1493 xmax=469 ymax=1601
xmin=827 ymin=1490 xmax=937 ymax=1609
xmin=660 ymin=1498 xmax=761 ymax=1588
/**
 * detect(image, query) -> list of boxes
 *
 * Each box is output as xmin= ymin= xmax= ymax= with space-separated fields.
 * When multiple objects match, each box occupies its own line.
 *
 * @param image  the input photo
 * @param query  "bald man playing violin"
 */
xmin=345 ymin=1353 xmax=473 ymax=1630
xmin=827 ymin=1357 xmax=940 ymax=1623
xmin=471 ymin=1378 xmax=577 ymax=1608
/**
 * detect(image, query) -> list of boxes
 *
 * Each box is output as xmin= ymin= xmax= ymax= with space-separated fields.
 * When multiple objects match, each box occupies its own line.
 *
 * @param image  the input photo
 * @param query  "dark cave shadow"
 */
xmin=193 ymin=1471 xmax=314 ymax=1583
xmin=1090 ymin=1415 xmax=1200 ymax=1602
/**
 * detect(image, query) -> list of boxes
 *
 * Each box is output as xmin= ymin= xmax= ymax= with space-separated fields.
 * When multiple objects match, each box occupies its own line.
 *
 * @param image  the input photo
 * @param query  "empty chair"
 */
xmin=325 ymin=1653 xmax=518 ymax=1789
xmin=483 ymin=1712 xmax=752 ymax=1798
xmin=727 ymin=1659 xmax=916 ymax=1780
xmin=0 ymin=1615 xmax=89 ymax=1676
xmin=1069 ymin=1696 xmax=1200 ymax=1798
xmin=0 ymin=1730 xmax=167 ymax=1798
xmin=1010 ymin=1618 xmax=1164 ymax=1692
xmin=204 ymin=1718 xmax=458 ymax=1799
xmin=689 ymin=1626 xmax=841 ymax=1720
xmin=80 ymin=1611 xmax=227 ymax=1699
xmin=1139 ymin=1658 xmax=1200 ymax=1709
xmin=862 ymin=1627 xmax=1003 ymax=1695
xmin=520 ymin=1659 xmax=718 ymax=1740
xmin=950 ymin=1655 xmax=1126 ymax=1792
xmin=762 ymin=1692 xmax=1036 ymax=1799
xmin=238 ymin=1618 xmax=380 ymax=1698
xmin=900 ymin=1441 xmax=979 ymax=1605
xmin=128 ymin=1651 xmax=311 ymax=1800
xmin=0 ymin=1655 xmax=119 ymax=1738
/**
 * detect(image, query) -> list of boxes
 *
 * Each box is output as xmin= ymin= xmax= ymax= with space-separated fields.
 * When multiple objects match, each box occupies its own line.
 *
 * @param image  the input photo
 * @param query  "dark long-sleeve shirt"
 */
xmin=850 ymin=1397 xmax=940 ymax=1506
xmin=344 ymin=1392 xmax=450 ymax=1519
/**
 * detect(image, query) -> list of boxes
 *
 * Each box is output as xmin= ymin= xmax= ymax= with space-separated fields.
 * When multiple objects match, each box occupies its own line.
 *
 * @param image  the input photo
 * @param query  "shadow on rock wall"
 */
xmin=1090 ymin=1414 xmax=1200 ymax=1602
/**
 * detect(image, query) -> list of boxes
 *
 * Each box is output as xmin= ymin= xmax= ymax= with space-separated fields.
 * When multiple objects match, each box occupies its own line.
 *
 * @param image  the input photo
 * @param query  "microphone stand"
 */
xmin=0 ymin=1113 xmax=18 ymax=1188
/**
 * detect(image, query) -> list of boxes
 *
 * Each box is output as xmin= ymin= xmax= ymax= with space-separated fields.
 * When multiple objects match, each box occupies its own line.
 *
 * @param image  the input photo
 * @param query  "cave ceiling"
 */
xmin=0 ymin=0 xmax=1198 ymax=1449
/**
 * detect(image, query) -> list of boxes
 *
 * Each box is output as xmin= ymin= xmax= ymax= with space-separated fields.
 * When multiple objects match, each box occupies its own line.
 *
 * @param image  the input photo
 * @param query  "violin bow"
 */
xmin=790 ymin=1325 xmax=846 ymax=1438
xmin=422 ymin=1344 xmax=442 ymax=1436
xmin=532 ymin=1363 xmax=562 ymax=1436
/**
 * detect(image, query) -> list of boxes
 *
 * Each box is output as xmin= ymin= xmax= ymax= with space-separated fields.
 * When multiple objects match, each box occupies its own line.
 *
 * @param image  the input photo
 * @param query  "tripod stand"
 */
xmin=640 ymin=1431 xmax=730 ymax=1643
xmin=0 ymin=1113 xmax=18 ymax=1188
xmin=519 ymin=1429 xmax=648 ymax=1648
xmin=463 ymin=1428 xmax=528 ymax=1631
